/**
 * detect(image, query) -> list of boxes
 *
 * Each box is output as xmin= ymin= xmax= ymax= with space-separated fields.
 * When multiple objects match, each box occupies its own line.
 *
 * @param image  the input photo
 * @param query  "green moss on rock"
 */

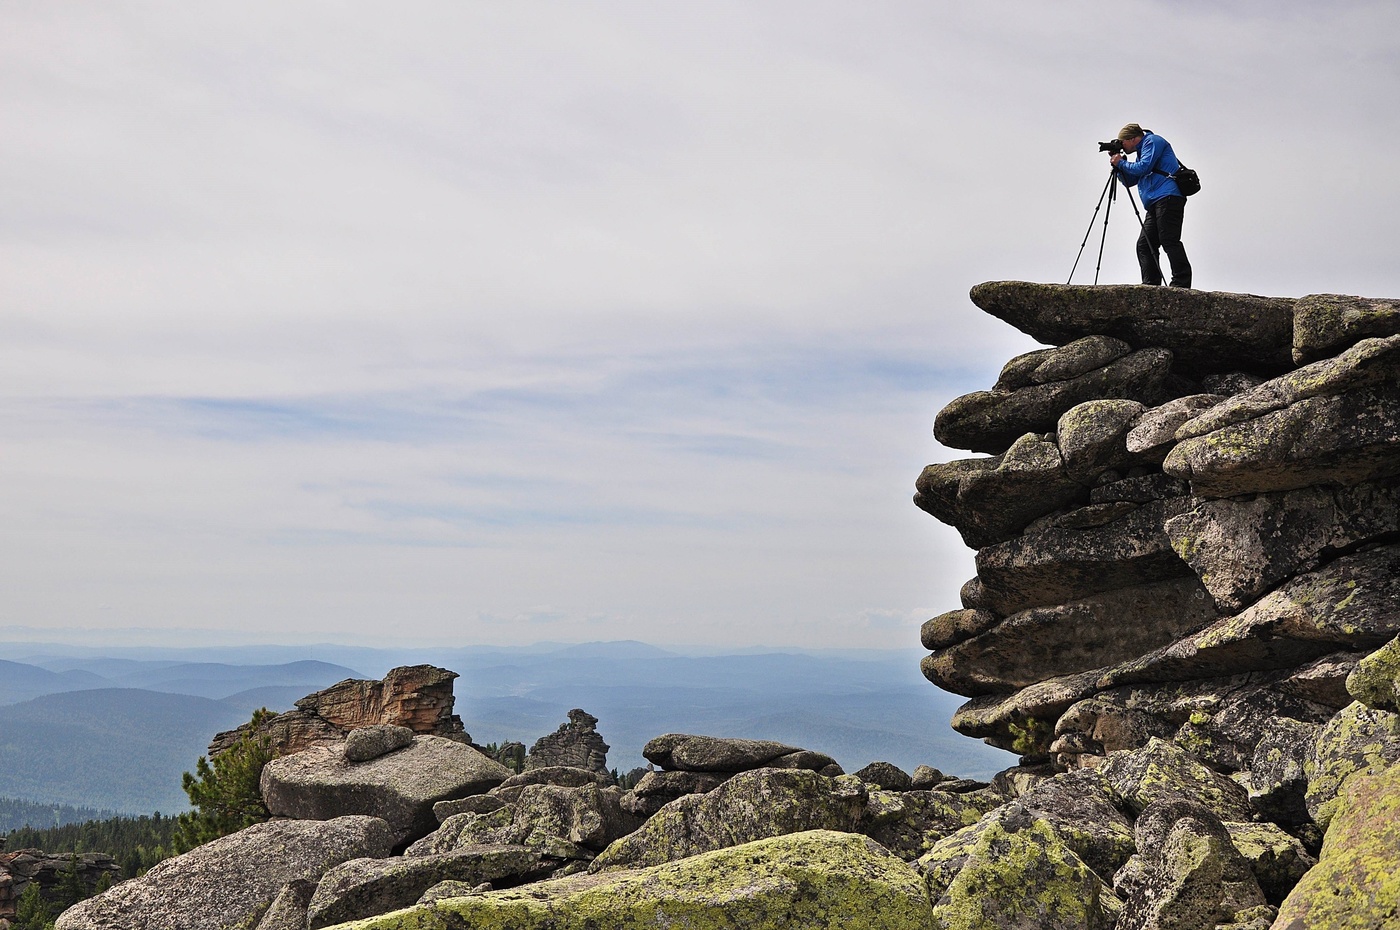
xmin=1348 ymin=635 xmax=1400 ymax=712
xmin=324 ymin=830 xmax=935 ymax=930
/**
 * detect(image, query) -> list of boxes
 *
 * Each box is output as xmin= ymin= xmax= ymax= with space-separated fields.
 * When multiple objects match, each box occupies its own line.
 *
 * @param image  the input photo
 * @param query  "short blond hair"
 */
xmin=1118 ymin=123 xmax=1145 ymax=141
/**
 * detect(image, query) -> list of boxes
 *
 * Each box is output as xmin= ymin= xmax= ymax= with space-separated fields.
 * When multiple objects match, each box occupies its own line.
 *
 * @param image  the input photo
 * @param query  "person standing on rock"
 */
xmin=1109 ymin=122 xmax=1192 ymax=289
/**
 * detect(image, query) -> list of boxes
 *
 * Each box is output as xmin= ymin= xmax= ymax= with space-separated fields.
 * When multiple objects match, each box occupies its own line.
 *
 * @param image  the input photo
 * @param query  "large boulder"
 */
xmin=859 ymin=788 xmax=1004 ymax=860
xmin=305 ymin=845 xmax=540 ymax=928
xmin=54 ymin=816 xmax=392 ymax=930
xmin=967 ymin=281 xmax=1296 ymax=378
xmin=1293 ymin=292 xmax=1400 ymax=364
xmin=261 ymin=735 xmax=513 ymax=847
xmin=618 ymin=770 xmax=730 ymax=816
xmin=1304 ymin=700 xmax=1400 ymax=830
xmin=523 ymin=709 xmax=610 ymax=774
xmin=1275 ymin=764 xmax=1400 ymax=930
xmin=1348 ymin=635 xmax=1400 ymax=712
xmin=641 ymin=734 xmax=801 ymax=772
xmin=934 ymin=347 xmax=1174 ymax=454
xmin=336 ymin=830 xmax=935 ymax=930
xmin=918 ymin=802 xmax=1121 ymax=930
xmin=1099 ymin=738 xmax=1255 ymax=822
xmin=589 ymin=768 xmax=867 ymax=871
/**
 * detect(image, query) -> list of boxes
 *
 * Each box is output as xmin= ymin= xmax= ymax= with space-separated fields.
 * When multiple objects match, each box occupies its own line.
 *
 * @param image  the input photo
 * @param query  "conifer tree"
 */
xmin=171 ymin=708 xmax=277 ymax=853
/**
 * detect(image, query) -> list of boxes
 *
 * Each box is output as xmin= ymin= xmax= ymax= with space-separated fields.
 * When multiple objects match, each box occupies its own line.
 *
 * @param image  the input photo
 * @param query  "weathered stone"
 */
xmin=951 ymin=670 xmax=1103 ymax=757
xmin=1166 ymin=482 xmax=1400 ymax=611
xmin=853 ymin=761 xmax=912 ymax=791
xmin=209 ymin=665 xmax=467 ymax=758
xmin=968 ymin=281 xmax=1296 ymax=378
xmin=1016 ymin=767 xmax=1135 ymax=879
xmin=1294 ymin=292 xmax=1400 ymax=363
xmin=1113 ymin=799 xmax=1267 ymax=930
xmin=344 ymin=725 xmax=415 ymax=763
xmin=1056 ymin=398 xmax=1146 ymax=482
xmin=54 ymin=816 xmax=392 ymax=930
xmin=921 ymin=610 xmax=999 ymax=652
xmin=935 ymin=347 xmax=1175 ymax=454
xmin=1023 ymin=500 xmax=1139 ymax=535
xmin=922 ymin=577 xmax=1219 ymax=696
xmin=1099 ymin=738 xmax=1255 ymax=821
xmin=1233 ymin=718 xmax=1317 ymax=828
xmin=1180 ymin=334 xmax=1400 ymax=439
xmin=760 ymin=749 xmax=842 ymax=774
xmin=1275 ymin=764 xmax=1400 ymax=930
xmin=973 ymin=496 xmax=1194 ymax=615
xmin=433 ymin=794 xmax=506 ymax=822
xmin=492 ymin=766 xmax=615 ymax=797
xmin=641 ymin=734 xmax=801 ymax=772
xmin=618 ymin=770 xmax=729 ymax=817
xmin=859 ymin=788 xmax=1003 ymax=860
xmin=996 ymin=336 xmax=1135 ymax=390
xmin=411 ymin=784 xmax=641 ymax=859
xmin=261 ymin=736 xmax=513 ymax=847
xmin=1105 ymin=546 xmax=1400 ymax=693
xmin=1 ymin=850 xmax=120 ymax=924
xmin=1200 ymin=371 xmax=1265 ymax=395
xmin=1165 ymin=381 xmax=1400 ymax=498
xmin=915 ymin=435 xmax=1088 ymax=547
xmin=1222 ymin=821 xmax=1315 ymax=905
xmin=339 ymin=830 xmax=936 ymax=930
xmin=254 ymin=879 xmax=316 ymax=930
xmin=524 ymin=710 xmax=610 ymax=774
xmin=918 ymin=802 xmax=1120 ymax=930
xmin=1348 ymin=634 xmax=1400 ymax=712
xmin=306 ymin=845 xmax=540 ymax=928
xmin=1125 ymin=393 xmax=1225 ymax=454
xmin=589 ymin=768 xmax=866 ymax=871
xmin=909 ymin=765 xmax=948 ymax=790
xmin=1305 ymin=700 xmax=1400 ymax=830
xmin=958 ymin=576 xmax=989 ymax=610
xmin=1088 ymin=472 xmax=1190 ymax=504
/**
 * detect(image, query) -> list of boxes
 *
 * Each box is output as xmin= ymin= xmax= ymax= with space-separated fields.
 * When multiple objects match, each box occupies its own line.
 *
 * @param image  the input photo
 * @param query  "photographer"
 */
xmin=1109 ymin=123 xmax=1192 ymax=288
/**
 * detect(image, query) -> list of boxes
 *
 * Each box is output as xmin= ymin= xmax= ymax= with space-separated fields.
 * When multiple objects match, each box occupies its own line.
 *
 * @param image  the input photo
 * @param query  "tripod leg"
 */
xmin=1067 ymin=171 xmax=1117 ymax=284
xmin=1093 ymin=174 xmax=1116 ymax=286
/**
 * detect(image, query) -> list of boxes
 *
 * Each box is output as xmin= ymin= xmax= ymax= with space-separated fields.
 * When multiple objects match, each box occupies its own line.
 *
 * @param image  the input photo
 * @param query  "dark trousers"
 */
xmin=1137 ymin=195 xmax=1191 ymax=287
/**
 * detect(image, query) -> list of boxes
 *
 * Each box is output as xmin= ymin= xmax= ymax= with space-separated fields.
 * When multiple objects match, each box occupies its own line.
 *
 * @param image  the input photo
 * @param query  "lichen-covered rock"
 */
xmin=1165 ymin=481 xmax=1400 ymax=611
xmin=1113 ymin=799 xmax=1267 ymax=930
xmin=1126 ymin=393 xmax=1226 ymax=455
xmin=334 ymin=830 xmax=936 ymax=930
xmin=1164 ymin=381 xmax=1400 ymax=498
xmin=918 ymin=802 xmax=1120 ymax=930
xmin=1221 ymin=821 xmax=1315 ymax=905
xmin=524 ymin=710 xmax=610 ymax=774
xmin=588 ymin=768 xmax=866 ymax=871
xmin=920 ymin=608 xmax=1000 ymax=651
xmin=859 ymin=788 xmax=1003 ymax=860
xmin=55 ymin=816 xmax=393 ymax=930
xmin=1348 ymin=635 xmax=1400 ymax=712
xmin=1014 ymin=767 xmax=1135 ymax=879
xmin=1305 ymin=700 xmax=1400 ymax=829
xmin=255 ymin=880 xmax=316 ymax=930
xmin=618 ymin=770 xmax=729 ymax=816
xmin=306 ymin=845 xmax=540 ymax=928
xmin=968 ymin=281 xmax=1296 ymax=378
xmin=973 ymin=496 xmax=1195 ymax=616
xmin=922 ymin=577 xmax=1218 ymax=696
xmin=345 ymin=725 xmax=415 ymax=763
xmin=1293 ymin=292 xmax=1400 ymax=363
xmin=261 ymin=736 xmax=513 ymax=847
xmin=641 ymin=734 xmax=802 ymax=772
xmin=934 ymin=347 xmax=1174 ymax=454
xmin=433 ymin=794 xmax=506 ymax=822
xmin=410 ymin=784 xmax=640 ymax=860
xmin=1275 ymin=764 xmax=1400 ymax=930
xmin=910 ymin=765 xmax=949 ymax=790
xmin=853 ymin=761 xmax=912 ymax=791
xmin=1099 ymin=738 xmax=1255 ymax=822
xmin=996 ymin=336 xmax=1135 ymax=389
xmin=915 ymin=434 xmax=1088 ymax=548
xmin=1056 ymin=398 xmax=1146 ymax=481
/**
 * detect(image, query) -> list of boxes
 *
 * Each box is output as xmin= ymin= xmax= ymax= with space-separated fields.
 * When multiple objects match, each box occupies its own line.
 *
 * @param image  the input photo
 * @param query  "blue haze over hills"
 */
xmin=0 ymin=640 xmax=1008 ymax=816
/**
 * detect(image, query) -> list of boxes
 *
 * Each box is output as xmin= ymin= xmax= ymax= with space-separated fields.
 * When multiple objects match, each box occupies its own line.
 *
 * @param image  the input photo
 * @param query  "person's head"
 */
xmin=1118 ymin=123 xmax=1146 ymax=154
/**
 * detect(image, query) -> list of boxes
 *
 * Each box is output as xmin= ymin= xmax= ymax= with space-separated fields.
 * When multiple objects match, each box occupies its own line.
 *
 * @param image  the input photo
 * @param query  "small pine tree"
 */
xmin=13 ymin=881 xmax=56 ymax=930
xmin=53 ymin=854 xmax=87 ymax=909
xmin=171 ymin=708 xmax=278 ymax=853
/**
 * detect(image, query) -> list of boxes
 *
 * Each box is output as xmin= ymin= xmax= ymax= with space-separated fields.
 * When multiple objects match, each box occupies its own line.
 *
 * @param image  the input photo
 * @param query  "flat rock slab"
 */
xmin=55 ymin=816 xmax=393 ymax=930
xmin=969 ymin=281 xmax=1296 ymax=378
xmin=921 ymin=576 xmax=1219 ymax=696
xmin=973 ymin=496 xmax=1195 ymax=616
xmin=261 ymin=735 xmax=513 ymax=847
xmin=935 ymin=347 xmax=1174 ymax=454
xmin=1293 ymin=292 xmax=1400 ymax=364
xmin=641 ymin=734 xmax=801 ymax=772
xmin=339 ymin=830 xmax=935 ymax=930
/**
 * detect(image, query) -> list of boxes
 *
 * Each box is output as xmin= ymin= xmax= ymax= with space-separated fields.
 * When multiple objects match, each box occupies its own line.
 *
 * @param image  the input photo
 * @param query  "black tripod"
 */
xmin=1067 ymin=167 xmax=1165 ymax=285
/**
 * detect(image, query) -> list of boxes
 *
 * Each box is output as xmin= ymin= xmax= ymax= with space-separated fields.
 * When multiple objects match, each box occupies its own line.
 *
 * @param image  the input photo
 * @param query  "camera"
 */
xmin=1098 ymin=139 xmax=1124 ymax=155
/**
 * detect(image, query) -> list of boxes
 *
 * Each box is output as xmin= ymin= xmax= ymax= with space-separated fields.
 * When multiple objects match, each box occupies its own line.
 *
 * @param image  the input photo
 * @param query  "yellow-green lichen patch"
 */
xmin=1348 ymin=635 xmax=1400 ymax=712
xmin=1275 ymin=764 xmax=1400 ymax=930
xmin=1305 ymin=701 xmax=1400 ymax=830
xmin=328 ymin=830 xmax=935 ymax=930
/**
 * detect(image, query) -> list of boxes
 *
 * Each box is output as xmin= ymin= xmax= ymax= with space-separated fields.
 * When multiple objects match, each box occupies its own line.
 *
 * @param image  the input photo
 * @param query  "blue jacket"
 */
xmin=1115 ymin=132 xmax=1181 ymax=207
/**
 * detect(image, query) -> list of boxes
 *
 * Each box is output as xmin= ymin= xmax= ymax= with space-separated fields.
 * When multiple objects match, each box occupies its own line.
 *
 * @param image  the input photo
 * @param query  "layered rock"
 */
xmin=208 ymin=665 xmax=467 ymax=757
xmin=523 ymin=709 xmax=610 ymax=774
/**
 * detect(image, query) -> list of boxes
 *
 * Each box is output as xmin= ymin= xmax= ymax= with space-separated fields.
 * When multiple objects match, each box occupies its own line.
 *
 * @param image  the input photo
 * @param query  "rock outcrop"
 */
xmin=208 ymin=665 xmax=467 ymax=758
xmin=0 ymin=850 xmax=120 ymax=924
xmin=523 ymin=709 xmax=610 ymax=774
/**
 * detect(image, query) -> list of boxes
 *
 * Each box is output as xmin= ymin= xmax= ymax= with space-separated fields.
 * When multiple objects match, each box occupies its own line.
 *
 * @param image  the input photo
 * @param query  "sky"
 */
xmin=2 ymin=1 xmax=1398 ymax=650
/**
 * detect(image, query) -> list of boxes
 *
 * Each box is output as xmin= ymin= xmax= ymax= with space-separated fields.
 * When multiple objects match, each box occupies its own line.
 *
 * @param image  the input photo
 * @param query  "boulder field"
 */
xmin=52 ymin=283 xmax=1400 ymax=929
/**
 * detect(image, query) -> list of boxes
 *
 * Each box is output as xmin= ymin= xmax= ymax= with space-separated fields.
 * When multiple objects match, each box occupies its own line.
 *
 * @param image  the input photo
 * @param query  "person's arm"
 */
xmin=1116 ymin=135 xmax=1160 ymax=182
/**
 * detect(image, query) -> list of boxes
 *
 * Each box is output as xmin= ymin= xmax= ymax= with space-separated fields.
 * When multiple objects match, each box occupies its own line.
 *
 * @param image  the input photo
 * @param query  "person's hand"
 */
xmin=1109 ymin=153 xmax=1124 ymax=167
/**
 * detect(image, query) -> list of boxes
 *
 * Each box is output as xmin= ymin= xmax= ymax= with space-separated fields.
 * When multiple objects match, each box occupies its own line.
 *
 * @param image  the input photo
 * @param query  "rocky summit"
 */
xmin=48 ymin=281 xmax=1400 ymax=929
